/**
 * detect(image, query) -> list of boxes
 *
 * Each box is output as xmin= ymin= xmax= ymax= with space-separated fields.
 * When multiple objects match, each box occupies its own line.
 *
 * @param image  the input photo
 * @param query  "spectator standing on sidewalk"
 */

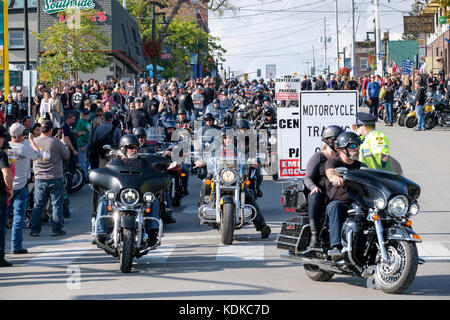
xmin=30 ymin=120 xmax=71 ymax=237
xmin=7 ymin=123 xmax=40 ymax=255
xmin=0 ymin=125 xmax=15 ymax=267
xmin=76 ymin=109 xmax=91 ymax=180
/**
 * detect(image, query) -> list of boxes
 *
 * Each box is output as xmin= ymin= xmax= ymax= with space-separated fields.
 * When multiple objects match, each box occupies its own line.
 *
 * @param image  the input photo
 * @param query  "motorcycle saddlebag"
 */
xmin=281 ymin=180 xmax=308 ymax=213
xmin=276 ymin=216 xmax=311 ymax=252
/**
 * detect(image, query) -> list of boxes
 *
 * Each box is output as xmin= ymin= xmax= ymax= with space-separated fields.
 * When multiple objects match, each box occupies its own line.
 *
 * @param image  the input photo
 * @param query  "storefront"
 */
xmin=7 ymin=0 xmax=145 ymax=83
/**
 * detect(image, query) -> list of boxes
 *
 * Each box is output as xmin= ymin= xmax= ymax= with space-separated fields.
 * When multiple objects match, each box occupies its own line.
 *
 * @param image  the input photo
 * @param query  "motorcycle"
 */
xmin=89 ymin=149 xmax=171 ymax=273
xmin=398 ymin=91 xmax=416 ymax=127
xmin=277 ymin=167 xmax=424 ymax=294
xmin=197 ymin=156 xmax=258 ymax=245
xmin=405 ymin=91 xmax=435 ymax=129
xmin=424 ymin=95 xmax=450 ymax=130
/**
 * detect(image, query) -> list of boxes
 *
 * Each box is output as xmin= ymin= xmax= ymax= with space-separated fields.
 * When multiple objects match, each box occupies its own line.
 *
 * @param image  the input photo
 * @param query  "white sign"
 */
xmin=275 ymin=75 xmax=300 ymax=101
xmin=299 ymin=91 xmax=359 ymax=171
xmin=277 ymin=108 xmax=303 ymax=179
xmin=266 ymin=64 xmax=276 ymax=79
xmin=22 ymin=70 xmax=38 ymax=98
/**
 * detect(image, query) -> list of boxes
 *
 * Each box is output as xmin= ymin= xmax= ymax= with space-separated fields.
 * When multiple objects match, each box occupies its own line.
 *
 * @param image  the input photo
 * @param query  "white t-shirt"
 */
xmin=192 ymin=92 xmax=204 ymax=110
xmin=8 ymin=141 xmax=40 ymax=190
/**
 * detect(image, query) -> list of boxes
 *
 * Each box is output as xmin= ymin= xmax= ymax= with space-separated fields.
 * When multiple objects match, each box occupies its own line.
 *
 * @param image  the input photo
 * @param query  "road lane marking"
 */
xmin=141 ymin=245 xmax=176 ymax=264
xmin=417 ymin=242 xmax=450 ymax=261
xmin=216 ymin=243 xmax=264 ymax=261
xmin=23 ymin=246 xmax=91 ymax=267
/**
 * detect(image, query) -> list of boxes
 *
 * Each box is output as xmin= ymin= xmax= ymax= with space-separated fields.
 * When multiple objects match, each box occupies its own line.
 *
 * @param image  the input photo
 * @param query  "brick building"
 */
xmin=352 ymin=41 xmax=375 ymax=78
xmin=7 ymin=0 xmax=145 ymax=83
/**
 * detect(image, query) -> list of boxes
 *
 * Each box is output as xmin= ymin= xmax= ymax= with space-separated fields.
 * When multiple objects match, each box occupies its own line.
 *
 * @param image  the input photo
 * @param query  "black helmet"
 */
xmin=213 ymin=98 xmax=220 ymax=105
xmin=178 ymin=109 xmax=187 ymax=115
xmin=119 ymin=134 xmax=140 ymax=149
xmin=133 ymin=127 xmax=146 ymax=137
xmin=322 ymin=125 xmax=344 ymax=151
xmin=264 ymin=106 xmax=276 ymax=117
xmin=236 ymin=119 xmax=250 ymax=130
xmin=204 ymin=113 xmax=214 ymax=120
xmin=335 ymin=131 xmax=361 ymax=149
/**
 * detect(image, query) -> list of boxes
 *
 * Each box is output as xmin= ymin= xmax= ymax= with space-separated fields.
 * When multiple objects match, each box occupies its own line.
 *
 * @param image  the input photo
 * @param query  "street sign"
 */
xmin=298 ymin=91 xmax=359 ymax=171
xmin=275 ymin=75 xmax=300 ymax=101
xmin=277 ymin=108 xmax=303 ymax=179
xmin=404 ymin=15 xmax=435 ymax=34
xmin=161 ymin=46 xmax=173 ymax=60
xmin=266 ymin=64 xmax=276 ymax=79
xmin=439 ymin=16 xmax=447 ymax=24
xmin=22 ymin=70 xmax=37 ymax=98
xmin=189 ymin=53 xmax=198 ymax=65
xmin=402 ymin=60 xmax=413 ymax=75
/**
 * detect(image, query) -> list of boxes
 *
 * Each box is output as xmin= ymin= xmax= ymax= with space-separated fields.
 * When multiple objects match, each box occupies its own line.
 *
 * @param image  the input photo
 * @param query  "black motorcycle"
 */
xmin=425 ymin=96 xmax=450 ymax=130
xmin=277 ymin=168 xmax=424 ymax=294
xmin=89 ymin=153 xmax=171 ymax=273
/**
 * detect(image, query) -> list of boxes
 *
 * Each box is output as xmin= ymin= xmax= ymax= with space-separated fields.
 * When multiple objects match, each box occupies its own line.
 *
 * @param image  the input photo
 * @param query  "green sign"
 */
xmin=439 ymin=16 xmax=447 ymax=24
xmin=43 ymin=0 xmax=95 ymax=15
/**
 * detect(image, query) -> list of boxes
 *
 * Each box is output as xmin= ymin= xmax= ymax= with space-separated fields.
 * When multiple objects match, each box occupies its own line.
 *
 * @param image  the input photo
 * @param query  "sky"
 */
xmin=208 ymin=0 xmax=414 ymax=79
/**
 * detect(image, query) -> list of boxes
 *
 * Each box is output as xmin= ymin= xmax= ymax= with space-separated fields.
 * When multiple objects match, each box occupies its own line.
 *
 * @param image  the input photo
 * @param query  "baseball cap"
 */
xmin=104 ymin=111 xmax=114 ymax=121
xmin=82 ymin=108 xmax=90 ymax=115
xmin=9 ymin=123 xmax=25 ymax=138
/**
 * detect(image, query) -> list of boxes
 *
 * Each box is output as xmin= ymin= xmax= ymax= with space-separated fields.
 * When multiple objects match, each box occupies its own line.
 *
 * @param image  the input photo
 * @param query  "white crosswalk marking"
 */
xmin=216 ymin=243 xmax=265 ymax=261
xmin=141 ymin=245 xmax=176 ymax=263
xmin=417 ymin=242 xmax=450 ymax=261
xmin=24 ymin=247 xmax=91 ymax=267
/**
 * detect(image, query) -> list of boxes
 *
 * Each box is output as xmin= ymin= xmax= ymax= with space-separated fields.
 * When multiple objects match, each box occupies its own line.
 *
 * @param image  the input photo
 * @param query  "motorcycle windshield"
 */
xmin=344 ymin=168 xmax=421 ymax=209
xmin=89 ymin=157 xmax=171 ymax=194
xmin=207 ymin=156 xmax=246 ymax=176
xmin=146 ymin=126 xmax=166 ymax=142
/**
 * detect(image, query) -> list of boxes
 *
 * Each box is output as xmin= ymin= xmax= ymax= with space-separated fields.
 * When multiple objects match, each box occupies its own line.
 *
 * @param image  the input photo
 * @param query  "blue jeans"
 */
xmin=384 ymin=102 xmax=393 ymax=124
xmin=9 ymin=187 xmax=29 ymax=251
xmin=0 ymin=194 xmax=8 ymax=252
xmin=78 ymin=146 xmax=89 ymax=180
xmin=416 ymin=104 xmax=426 ymax=130
xmin=326 ymin=200 xmax=350 ymax=247
xmin=30 ymin=178 xmax=65 ymax=234
xmin=96 ymin=196 xmax=160 ymax=235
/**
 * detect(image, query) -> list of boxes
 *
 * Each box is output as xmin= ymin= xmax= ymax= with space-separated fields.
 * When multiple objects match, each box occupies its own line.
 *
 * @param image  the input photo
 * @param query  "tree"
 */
xmin=126 ymin=0 xmax=238 ymax=79
xmin=33 ymin=9 xmax=110 ymax=85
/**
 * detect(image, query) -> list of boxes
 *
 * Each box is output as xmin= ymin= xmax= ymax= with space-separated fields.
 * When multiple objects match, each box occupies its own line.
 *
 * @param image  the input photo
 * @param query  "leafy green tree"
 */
xmin=33 ymin=9 xmax=110 ymax=84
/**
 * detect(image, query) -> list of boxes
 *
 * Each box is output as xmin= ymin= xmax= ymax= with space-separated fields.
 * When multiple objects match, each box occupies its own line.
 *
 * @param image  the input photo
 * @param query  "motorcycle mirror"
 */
xmin=335 ymin=167 xmax=348 ymax=176
xmin=103 ymin=145 xmax=112 ymax=150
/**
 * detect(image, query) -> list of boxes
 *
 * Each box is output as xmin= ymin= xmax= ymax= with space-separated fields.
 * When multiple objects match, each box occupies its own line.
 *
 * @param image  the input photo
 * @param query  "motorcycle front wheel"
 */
xmin=375 ymin=240 xmax=418 ymax=294
xmin=405 ymin=116 xmax=417 ymax=128
xmin=120 ymin=228 xmax=136 ymax=273
xmin=398 ymin=113 xmax=407 ymax=127
xmin=426 ymin=116 xmax=437 ymax=130
xmin=220 ymin=202 xmax=235 ymax=245
xmin=69 ymin=168 xmax=85 ymax=194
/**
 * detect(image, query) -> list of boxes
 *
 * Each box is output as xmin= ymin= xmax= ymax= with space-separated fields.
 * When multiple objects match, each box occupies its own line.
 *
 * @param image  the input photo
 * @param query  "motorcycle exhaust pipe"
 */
xmin=280 ymin=252 xmax=344 ymax=274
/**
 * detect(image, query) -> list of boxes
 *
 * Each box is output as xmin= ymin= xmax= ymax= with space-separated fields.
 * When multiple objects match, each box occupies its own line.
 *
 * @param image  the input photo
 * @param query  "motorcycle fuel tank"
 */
xmin=344 ymin=168 xmax=421 ymax=209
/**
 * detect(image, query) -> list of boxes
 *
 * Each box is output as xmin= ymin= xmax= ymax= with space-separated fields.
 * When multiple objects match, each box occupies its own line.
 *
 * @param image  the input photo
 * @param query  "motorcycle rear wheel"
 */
xmin=426 ymin=116 xmax=437 ymax=130
xmin=375 ymin=240 xmax=418 ymax=294
xmin=398 ymin=113 xmax=407 ymax=127
xmin=221 ymin=202 xmax=235 ymax=245
xmin=304 ymin=264 xmax=334 ymax=282
xmin=120 ymin=228 xmax=136 ymax=273
xmin=69 ymin=167 xmax=85 ymax=194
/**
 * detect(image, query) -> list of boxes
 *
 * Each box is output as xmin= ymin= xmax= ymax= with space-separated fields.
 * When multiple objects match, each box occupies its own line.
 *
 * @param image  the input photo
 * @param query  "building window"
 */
xmin=122 ymin=25 xmax=128 ymax=44
xmin=7 ymin=0 xmax=37 ymax=9
xmin=9 ymin=31 xmax=24 ymax=49
xmin=360 ymin=58 xmax=368 ymax=71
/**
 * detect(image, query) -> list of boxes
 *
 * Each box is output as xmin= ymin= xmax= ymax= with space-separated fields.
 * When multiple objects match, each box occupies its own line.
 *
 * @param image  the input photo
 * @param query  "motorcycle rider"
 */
xmin=304 ymin=125 xmax=344 ymax=248
xmin=352 ymin=112 xmax=392 ymax=171
xmin=205 ymin=98 xmax=225 ymax=120
xmin=194 ymin=127 xmax=272 ymax=239
xmin=258 ymin=106 xmax=277 ymax=130
xmin=94 ymin=134 xmax=160 ymax=246
xmin=325 ymin=131 xmax=363 ymax=258
xmin=176 ymin=109 xmax=190 ymax=130
xmin=250 ymin=88 xmax=265 ymax=106
xmin=236 ymin=119 xmax=263 ymax=197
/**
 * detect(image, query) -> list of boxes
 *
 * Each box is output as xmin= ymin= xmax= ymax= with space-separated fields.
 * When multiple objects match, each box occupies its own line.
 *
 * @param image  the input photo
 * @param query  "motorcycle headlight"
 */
xmin=106 ymin=190 xmax=116 ymax=201
xmin=143 ymin=192 xmax=156 ymax=203
xmin=221 ymin=169 xmax=236 ymax=183
xmin=388 ymin=195 xmax=409 ymax=218
xmin=120 ymin=188 xmax=140 ymax=206
xmin=409 ymin=202 xmax=420 ymax=216
xmin=374 ymin=197 xmax=387 ymax=210
xmin=268 ymin=136 xmax=277 ymax=145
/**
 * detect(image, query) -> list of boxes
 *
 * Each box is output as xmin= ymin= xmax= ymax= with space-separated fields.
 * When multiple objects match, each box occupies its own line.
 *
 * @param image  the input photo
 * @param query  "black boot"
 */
xmin=308 ymin=221 xmax=320 ymax=249
xmin=0 ymin=251 xmax=13 ymax=267
xmin=147 ymin=229 xmax=159 ymax=247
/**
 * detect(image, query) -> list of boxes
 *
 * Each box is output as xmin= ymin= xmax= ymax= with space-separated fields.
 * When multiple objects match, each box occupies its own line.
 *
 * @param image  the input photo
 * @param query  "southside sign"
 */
xmin=43 ymin=0 xmax=96 ymax=14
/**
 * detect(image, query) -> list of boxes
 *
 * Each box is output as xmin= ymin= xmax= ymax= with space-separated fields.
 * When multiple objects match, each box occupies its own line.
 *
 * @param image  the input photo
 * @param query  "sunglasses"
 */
xmin=127 ymin=145 xmax=138 ymax=150
xmin=347 ymin=144 xmax=359 ymax=150
xmin=137 ymin=135 xmax=146 ymax=139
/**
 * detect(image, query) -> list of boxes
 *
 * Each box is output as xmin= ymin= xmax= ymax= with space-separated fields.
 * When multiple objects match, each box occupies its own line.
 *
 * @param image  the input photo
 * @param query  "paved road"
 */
xmin=1 ymin=120 xmax=450 ymax=300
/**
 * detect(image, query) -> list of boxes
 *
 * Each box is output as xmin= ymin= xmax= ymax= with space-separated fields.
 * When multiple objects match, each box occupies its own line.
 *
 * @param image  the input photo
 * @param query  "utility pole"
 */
xmin=335 ymin=0 xmax=340 ymax=71
xmin=324 ymin=17 xmax=327 ymax=75
xmin=312 ymin=44 xmax=316 ymax=76
xmin=375 ymin=0 xmax=383 ymax=76
xmin=351 ymin=0 xmax=356 ymax=77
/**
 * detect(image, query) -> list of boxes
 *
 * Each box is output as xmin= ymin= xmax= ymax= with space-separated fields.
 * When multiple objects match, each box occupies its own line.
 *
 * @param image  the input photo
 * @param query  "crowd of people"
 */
xmin=0 ymin=68 xmax=443 ymax=267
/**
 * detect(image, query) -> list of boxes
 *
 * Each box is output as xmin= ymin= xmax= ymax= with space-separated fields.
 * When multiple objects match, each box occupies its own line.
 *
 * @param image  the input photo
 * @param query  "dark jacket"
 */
xmin=1 ymin=101 xmax=21 ymax=120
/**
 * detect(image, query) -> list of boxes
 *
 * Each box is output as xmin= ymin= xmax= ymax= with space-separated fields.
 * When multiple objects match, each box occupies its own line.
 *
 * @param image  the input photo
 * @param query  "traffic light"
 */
xmin=257 ymin=69 xmax=261 ymax=77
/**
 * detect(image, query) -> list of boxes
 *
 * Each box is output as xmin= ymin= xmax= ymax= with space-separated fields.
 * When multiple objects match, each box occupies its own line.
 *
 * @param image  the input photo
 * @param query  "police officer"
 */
xmin=353 ymin=112 xmax=391 ymax=171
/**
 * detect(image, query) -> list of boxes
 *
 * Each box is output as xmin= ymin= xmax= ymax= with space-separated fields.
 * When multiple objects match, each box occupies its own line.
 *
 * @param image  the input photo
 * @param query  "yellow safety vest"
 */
xmin=359 ymin=129 xmax=392 ymax=171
